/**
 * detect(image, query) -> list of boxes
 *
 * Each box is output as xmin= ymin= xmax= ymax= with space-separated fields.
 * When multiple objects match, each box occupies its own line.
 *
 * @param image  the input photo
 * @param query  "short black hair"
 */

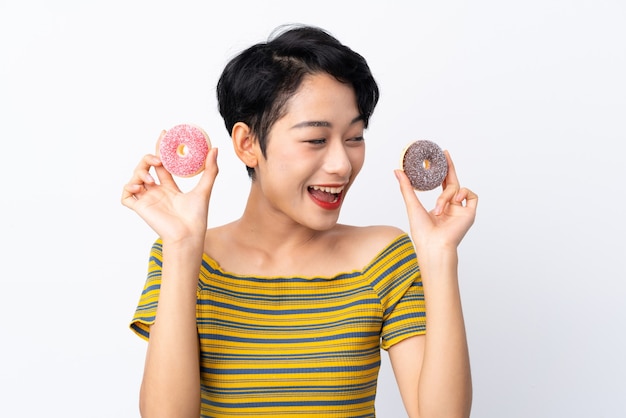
xmin=216 ymin=24 xmax=380 ymax=178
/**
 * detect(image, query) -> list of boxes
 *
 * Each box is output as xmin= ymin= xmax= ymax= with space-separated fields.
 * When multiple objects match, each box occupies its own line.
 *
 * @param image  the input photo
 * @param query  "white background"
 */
xmin=1 ymin=1 xmax=625 ymax=417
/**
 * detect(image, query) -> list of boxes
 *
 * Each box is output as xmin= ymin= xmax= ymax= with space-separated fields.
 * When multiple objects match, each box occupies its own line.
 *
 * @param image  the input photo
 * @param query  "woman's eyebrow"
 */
xmin=291 ymin=121 xmax=331 ymax=128
xmin=290 ymin=116 xmax=364 ymax=129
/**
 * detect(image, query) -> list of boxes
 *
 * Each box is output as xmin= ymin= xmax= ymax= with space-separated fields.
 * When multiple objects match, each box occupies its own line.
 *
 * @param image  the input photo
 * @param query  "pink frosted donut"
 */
xmin=157 ymin=124 xmax=211 ymax=177
xmin=400 ymin=140 xmax=448 ymax=191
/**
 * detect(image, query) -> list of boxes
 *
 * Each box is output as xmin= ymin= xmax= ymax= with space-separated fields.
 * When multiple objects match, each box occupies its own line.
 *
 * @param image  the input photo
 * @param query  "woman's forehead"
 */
xmin=282 ymin=74 xmax=359 ymax=120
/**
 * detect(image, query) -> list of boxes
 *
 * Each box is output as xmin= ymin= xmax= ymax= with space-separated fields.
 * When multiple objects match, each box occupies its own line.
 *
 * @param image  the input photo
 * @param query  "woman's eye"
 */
xmin=306 ymin=139 xmax=326 ymax=145
xmin=347 ymin=136 xmax=365 ymax=143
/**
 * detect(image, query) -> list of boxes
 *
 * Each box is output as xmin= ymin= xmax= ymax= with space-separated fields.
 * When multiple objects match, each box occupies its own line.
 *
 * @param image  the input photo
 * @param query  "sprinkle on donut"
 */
xmin=401 ymin=140 xmax=448 ymax=191
xmin=157 ymin=124 xmax=211 ymax=177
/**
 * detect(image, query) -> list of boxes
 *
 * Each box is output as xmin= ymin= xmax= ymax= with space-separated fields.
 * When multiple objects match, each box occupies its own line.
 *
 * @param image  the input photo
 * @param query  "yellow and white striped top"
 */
xmin=131 ymin=233 xmax=426 ymax=417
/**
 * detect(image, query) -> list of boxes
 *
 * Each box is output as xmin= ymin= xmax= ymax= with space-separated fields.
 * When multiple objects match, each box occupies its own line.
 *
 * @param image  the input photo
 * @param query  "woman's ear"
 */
xmin=232 ymin=122 xmax=258 ymax=168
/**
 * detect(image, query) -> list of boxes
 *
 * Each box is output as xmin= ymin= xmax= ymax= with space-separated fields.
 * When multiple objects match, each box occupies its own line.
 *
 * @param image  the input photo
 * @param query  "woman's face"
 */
xmin=253 ymin=72 xmax=366 ymax=231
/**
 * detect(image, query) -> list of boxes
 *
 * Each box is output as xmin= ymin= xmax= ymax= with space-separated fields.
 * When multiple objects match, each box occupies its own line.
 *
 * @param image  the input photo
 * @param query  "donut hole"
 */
xmin=422 ymin=159 xmax=431 ymax=170
xmin=176 ymin=144 xmax=189 ymax=158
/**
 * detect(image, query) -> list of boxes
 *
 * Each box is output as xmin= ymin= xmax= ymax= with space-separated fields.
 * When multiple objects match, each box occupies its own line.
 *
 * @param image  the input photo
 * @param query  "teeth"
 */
xmin=310 ymin=185 xmax=344 ymax=194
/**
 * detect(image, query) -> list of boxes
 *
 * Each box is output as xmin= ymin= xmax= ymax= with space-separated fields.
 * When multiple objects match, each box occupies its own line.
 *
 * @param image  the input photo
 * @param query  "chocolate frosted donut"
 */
xmin=401 ymin=140 xmax=448 ymax=191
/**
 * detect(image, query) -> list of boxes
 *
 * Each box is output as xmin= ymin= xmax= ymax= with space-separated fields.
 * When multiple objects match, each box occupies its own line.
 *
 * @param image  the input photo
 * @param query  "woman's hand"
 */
xmin=121 ymin=131 xmax=219 ymax=244
xmin=395 ymin=150 xmax=478 ymax=251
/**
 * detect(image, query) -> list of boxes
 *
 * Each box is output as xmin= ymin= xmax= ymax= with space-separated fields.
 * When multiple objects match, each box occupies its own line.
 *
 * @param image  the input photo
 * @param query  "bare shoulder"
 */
xmin=334 ymin=224 xmax=409 ymax=269
xmin=203 ymin=223 xmax=236 ymax=259
xmin=338 ymin=224 xmax=406 ymax=244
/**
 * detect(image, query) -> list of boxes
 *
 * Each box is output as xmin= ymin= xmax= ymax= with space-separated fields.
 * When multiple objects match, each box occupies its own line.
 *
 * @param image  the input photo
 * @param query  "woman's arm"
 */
xmin=391 ymin=150 xmax=477 ymax=418
xmin=139 ymin=239 xmax=203 ymax=417
xmin=122 ymin=144 xmax=219 ymax=417
xmin=388 ymin=250 xmax=471 ymax=418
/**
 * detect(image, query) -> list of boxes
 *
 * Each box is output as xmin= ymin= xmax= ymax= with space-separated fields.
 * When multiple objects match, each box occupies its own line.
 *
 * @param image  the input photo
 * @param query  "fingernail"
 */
xmin=145 ymin=173 xmax=154 ymax=183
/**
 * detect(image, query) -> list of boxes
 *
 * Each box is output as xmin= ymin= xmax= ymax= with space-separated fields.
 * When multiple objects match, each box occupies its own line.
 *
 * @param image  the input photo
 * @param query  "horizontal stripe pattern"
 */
xmin=130 ymin=234 xmax=425 ymax=417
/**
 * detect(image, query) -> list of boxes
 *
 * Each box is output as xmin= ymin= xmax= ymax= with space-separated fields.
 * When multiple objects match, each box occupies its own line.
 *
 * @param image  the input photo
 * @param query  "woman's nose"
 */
xmin=323 ymin=140 xmax=352 ymax=177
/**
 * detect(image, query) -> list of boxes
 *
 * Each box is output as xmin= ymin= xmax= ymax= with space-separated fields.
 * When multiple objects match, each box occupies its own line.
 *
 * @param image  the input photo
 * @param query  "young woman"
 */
xmin=122 ymin=25 xmax=477 ymax=418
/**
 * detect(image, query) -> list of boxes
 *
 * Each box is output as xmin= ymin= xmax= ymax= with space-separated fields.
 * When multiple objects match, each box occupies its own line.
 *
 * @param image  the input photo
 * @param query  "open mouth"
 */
xmin=308 ymin=185 xmax=344 ymax=209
